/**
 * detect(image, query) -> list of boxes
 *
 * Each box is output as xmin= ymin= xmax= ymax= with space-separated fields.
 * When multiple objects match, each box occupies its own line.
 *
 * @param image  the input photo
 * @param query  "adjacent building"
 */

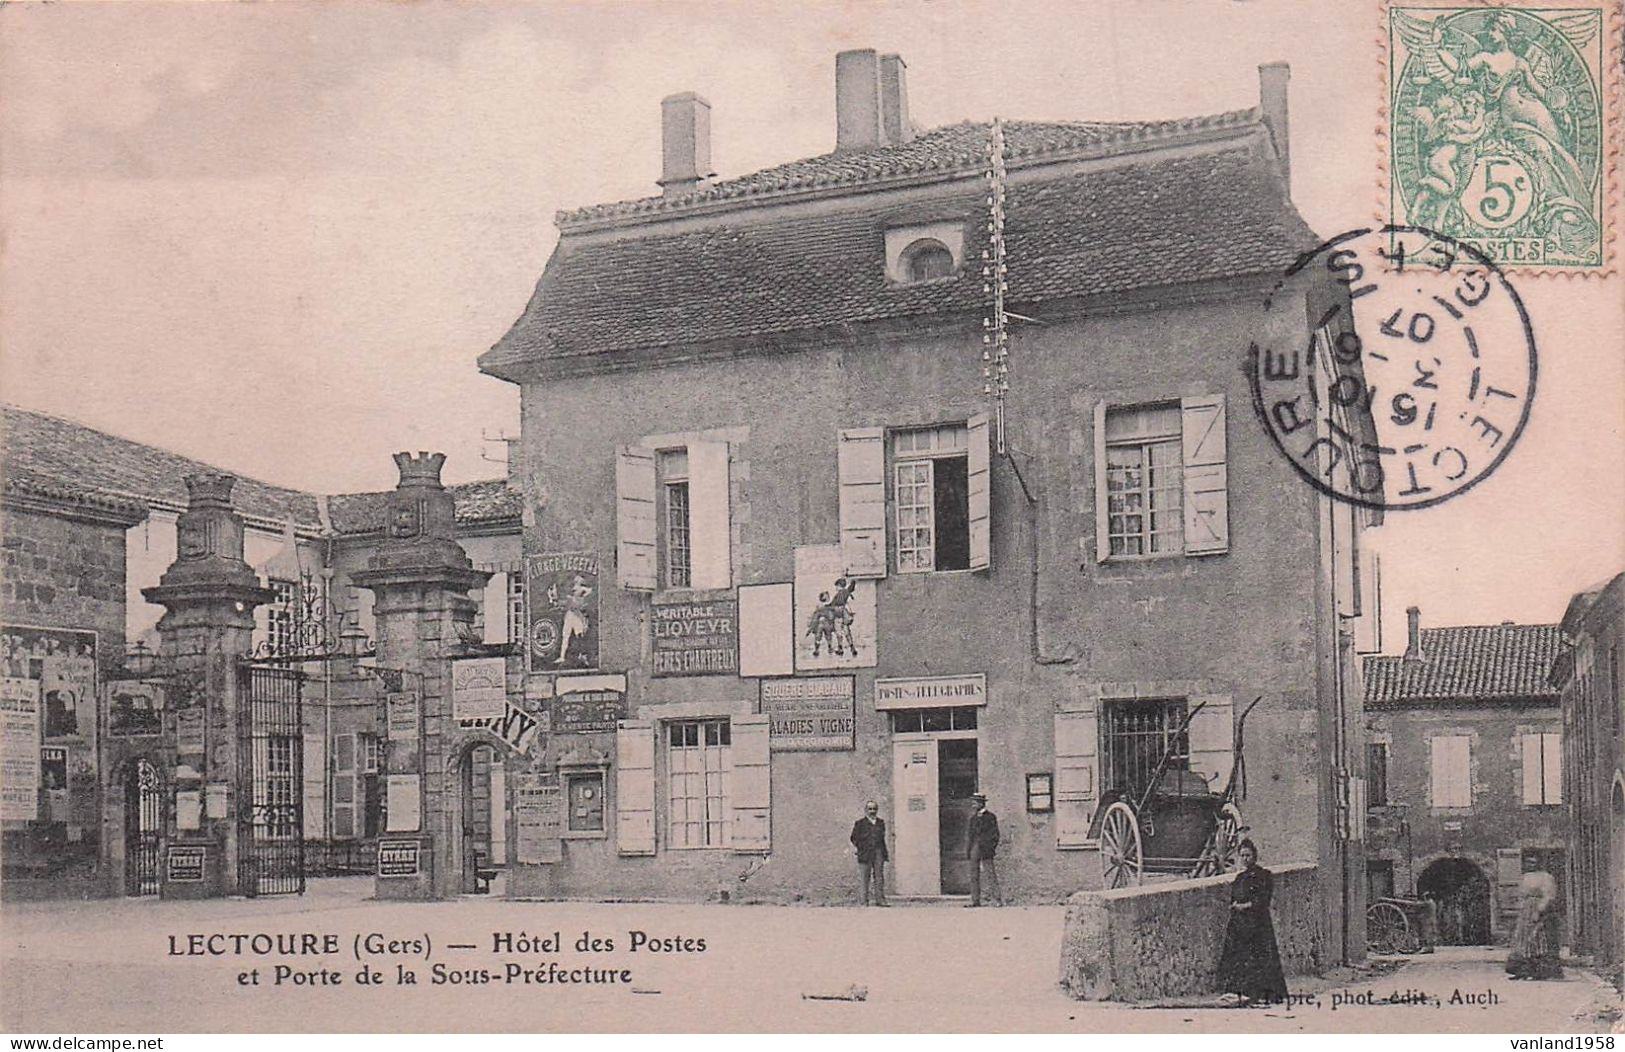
xmin=478 ymin=49 xmax=1379 ymax=962
xmin=1551 ymin=572 xmax=1624 ymax=974
xmin=1363 ymin=607 xmax=1566 ymax=945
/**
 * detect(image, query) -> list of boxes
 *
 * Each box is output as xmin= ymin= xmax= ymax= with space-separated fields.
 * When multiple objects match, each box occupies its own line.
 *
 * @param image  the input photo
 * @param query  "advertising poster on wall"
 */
xmin=551 ymin=674 xmax=626 ymax=735
xmin=514 ymin=773 xmax=563 ymax=864
xmin=651 ymin=597 xmax=738 ymax=677
xmin=2 ymin=626 xmax=96 ymax=742
xmin=107 ymin=680 xmax=163 ymax=737
xmin=175 ymin=707 xmax=206 ymax=758
xmin=525 ymin=552 xmax=599 ymax=673
xmin=385 ymin=774 xmax=421 ymax=832
xmin=450 ymin=657 xmax=506 ymax=721
xmin=40 ymin=745 xmax=68 ymax=822
xmin=760 ymin=677 xmax=856 ymax=751
xmin=0 ymin=676 xmax=41 ymax=820
xmin=385 ymin=691 xmax=421 ymax=773
xmin=792 ymin=545 xmax=877 ymax=671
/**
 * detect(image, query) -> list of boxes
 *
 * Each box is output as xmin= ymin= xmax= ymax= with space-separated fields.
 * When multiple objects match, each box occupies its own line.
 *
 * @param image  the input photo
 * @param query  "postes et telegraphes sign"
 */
xmin=526 ymin=552 xmax=600 ymax=673
xmin=760 ymin=677 xmax=855 ymax=751
xmin=650 ymin=597 xmax=738 ymax=677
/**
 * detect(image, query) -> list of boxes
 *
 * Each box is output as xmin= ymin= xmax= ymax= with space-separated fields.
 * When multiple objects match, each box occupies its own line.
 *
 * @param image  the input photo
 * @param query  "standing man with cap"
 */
xmin=965 ymin=792 xmax=1002 ymax=906
xmin=850 ymin=799 xmax=889 ymax=906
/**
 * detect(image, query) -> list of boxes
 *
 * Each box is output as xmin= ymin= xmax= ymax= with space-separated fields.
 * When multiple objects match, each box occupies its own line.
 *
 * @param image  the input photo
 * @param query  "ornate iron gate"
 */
xmin=237 ymin=663 xmax=305 ymax=896
xmin=124 ymin=758 xmax=163 ymax=896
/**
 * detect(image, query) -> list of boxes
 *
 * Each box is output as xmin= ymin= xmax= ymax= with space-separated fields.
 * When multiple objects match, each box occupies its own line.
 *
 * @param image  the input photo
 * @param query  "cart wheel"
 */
xmin=1366 ymin=901 xmax=1411 ymax=955
xmin=1192 ymin=809 xmax=1242 ymax=878
xmin=1098 ymin=801 xmax=1144 ymax=889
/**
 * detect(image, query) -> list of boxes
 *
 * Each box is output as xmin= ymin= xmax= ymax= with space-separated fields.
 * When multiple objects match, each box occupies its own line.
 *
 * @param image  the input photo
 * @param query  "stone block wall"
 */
xmin=1059 ymin=863 xmax=1323 ymax=1001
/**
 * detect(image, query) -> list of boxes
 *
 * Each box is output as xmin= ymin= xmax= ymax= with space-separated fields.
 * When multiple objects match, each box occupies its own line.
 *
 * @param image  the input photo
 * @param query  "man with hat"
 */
xmin=850 ymin=799 xmax=889 ymax=906
xmin=965 ymin=792 xmax=1001 ymax=906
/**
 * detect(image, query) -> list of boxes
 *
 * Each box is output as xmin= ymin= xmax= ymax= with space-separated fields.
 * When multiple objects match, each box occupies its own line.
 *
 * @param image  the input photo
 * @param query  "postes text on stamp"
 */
xmin=1252 ymin=226 xmax=1536 ymax=511
xmin=1388 ymin=3 xmax=1610 ymax=271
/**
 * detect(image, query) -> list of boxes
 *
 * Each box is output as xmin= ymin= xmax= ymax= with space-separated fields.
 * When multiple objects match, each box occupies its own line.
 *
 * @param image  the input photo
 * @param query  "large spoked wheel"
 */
xmin=1366 ymin=901 xmax=1411 ymax=955
xmin=1192 ymin=809 xmax=1242 ymax=878
xmin=1098 ymin=801 xmax=1144 ymax=889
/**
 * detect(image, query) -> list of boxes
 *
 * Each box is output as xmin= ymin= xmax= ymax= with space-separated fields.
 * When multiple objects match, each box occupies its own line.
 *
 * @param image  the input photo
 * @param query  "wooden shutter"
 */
xmin=615 ymin=720 xmax=656 ymax=856
xmin=1495 ymin=847 xmax=1524 ymax=919
xmin=837 ymin=427 xmax=887 ymax=578
xmin=1185 ymin=694 xmax=1234 ymax=791
xmin=1181 ymin=394 xmax=1229 ymax=555
xmin=967 ymin=411 xmax=992 ymax=571
xmin=302 ymin=732 xmax=326 ymax=840
xmin=1521 ymin=733 xmax=1543 ymax=805
xmin=615 ymin=445 xmax=657 ymax=590
xmin=1055 ymin=708 xmax=1099 ymax=848
xmin=730 ymin=714 xmax=771 ymax=853
xmin=1093 ymin=401 xmax=1111 ymax=563
xmin=1430 ymin=735 xmax=1470 ymax=807
xmin=1542 ymin=733 xmax=1562 ymax=803
xmin=688 ymin=439 xmax=733 ymax=590
xmin=481 ymin=570 xmax=510 ymax=645
xmin=333 ymin=732 xmax=355 ymax=839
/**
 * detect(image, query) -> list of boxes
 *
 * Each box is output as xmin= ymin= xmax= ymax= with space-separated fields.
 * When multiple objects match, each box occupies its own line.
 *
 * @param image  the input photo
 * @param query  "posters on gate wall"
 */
xmin=526 ymin=552 xmax=600 ymax=673
xmin=385 ymin=691 xmax=421 ymax=773
xmin=0 ymin=676 xmax=41 ymax=820
xmin=107 ymin=681 xmax=163 ymax=737
xmin=450 ymin=658 xmax=506 ymax=721
xmin=1 ymin=626 xmax=98 ymax=829
xmin=514 ymin=773 xmax=562 ymax=864
xmin=792 ymin=545 xmax=877 ymax=671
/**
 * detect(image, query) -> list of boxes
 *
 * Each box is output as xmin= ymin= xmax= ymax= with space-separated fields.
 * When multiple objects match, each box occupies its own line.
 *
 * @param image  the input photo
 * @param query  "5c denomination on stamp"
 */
xmin=1251 ymin=225 xmax=1537 ymax=511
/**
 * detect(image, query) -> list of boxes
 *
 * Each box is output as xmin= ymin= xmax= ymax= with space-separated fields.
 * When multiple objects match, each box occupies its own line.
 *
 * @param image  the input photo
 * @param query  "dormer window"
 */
xmin=904 ymin=239 xmax=955 ymax=281
xmin=884 ymin=220 xmax=965 ymax=283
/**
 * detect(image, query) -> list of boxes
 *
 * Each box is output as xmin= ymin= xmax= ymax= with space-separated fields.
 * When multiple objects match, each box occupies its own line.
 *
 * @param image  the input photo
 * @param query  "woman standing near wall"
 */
xmin=1506 ymin=867 xmax=1563 ymax=980
xmin=1217 ymin=838 xmax=1289 ymax=1005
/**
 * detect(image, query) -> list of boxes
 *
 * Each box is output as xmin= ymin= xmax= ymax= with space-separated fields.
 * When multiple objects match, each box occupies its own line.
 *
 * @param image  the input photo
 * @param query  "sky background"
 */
xmin=2 ymin=0 xmax=1620 ymax=651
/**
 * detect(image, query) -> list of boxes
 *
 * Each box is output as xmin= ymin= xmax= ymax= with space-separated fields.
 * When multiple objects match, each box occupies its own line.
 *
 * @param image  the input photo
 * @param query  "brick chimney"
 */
xmin=1404 ymin=605 xmax=1422 ymax=660
xmin=880 ymin=53 xmax=912 ymax=145
xmin=1258 ymin=62 xmax=1290 ymax=189
xmin=660 ymin=91 xmax=714 ymax=197
xmin=836 ymin=49 xmax=884 ymax=152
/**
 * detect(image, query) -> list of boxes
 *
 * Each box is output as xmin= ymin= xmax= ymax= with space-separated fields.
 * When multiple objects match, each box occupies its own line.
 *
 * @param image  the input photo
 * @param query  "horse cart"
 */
xmin=1087 ymin=696 xmax=1263 ymax=888
xmin=1366 ymin=895 xmax=1437 ymax=955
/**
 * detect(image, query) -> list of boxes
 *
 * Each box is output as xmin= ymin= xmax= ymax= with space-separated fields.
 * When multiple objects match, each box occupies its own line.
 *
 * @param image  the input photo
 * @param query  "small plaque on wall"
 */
xmin=378 ymin=838 xmax=421 ymax=877
xmin=167 ymin=845 xmax=205 ymax=883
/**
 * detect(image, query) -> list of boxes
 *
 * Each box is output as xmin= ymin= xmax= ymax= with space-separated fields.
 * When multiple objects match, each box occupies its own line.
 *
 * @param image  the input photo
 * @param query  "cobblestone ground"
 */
xmin=1 ymin=878 xmax=1617 ymax=1033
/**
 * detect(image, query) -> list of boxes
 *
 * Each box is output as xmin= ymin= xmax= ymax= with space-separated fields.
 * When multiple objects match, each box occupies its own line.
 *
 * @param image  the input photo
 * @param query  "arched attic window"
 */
xmin=902 ymin=238 xmax=956 ymax=282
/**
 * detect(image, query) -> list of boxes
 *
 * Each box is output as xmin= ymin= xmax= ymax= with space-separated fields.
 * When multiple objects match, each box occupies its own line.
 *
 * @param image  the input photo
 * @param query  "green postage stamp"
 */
xmin=1387 ymin=2 xmax=1618 ymax=272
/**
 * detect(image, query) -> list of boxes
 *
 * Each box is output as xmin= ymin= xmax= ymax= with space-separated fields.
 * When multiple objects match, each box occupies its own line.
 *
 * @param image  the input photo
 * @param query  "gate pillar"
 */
xmin=142 ymin=474 xmax=275 ymax=898
xmin=352 ymin=453 xmax=488 ymax=901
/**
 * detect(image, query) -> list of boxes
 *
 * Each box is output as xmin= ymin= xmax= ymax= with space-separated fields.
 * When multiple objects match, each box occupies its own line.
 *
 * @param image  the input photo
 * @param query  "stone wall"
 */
xmin=1058 ymin=863 xmax=1323 ymax=1001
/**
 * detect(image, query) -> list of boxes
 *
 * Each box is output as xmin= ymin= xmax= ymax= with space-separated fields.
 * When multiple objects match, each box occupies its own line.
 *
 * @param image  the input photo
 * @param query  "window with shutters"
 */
xmin=507 ymin=572 xmax=525 ymax=644
xmin=893 ymin=424 xmax=971 ymax=572
xmin=1520 ymin=731 xmax=1562 ymax=806
xmin=1368 ymin=741 xmax=1390 ymax=806
xmin=358 ymin=732 xmax=382 ymax=838
xmin=1094 ymin=395 xmax=1229 ymax=561
xmin=616 ymin=437 xmax=733 ymax=592
xmin=667 ymin=719 xmax=731 ymax=849
xmin=1429 ymin=734 xmax=1472 ymax=808
xmin=1100 ymin=698 xmax=1189 ymax=801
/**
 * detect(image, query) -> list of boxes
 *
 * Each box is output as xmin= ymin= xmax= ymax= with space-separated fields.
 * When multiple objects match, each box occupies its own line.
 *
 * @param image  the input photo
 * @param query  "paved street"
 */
xmin=1 ymin=878 xmax=1617 ymax=1033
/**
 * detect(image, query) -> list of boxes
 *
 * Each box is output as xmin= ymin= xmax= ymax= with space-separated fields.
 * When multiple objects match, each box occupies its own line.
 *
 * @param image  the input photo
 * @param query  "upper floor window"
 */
xmin=1367 ymin=741 xmax=1390 ymax=807
xmin=1520 ymin=731 xmax=1562 ymax=806
xmin=507 ymin=572 xmax=525 ymax=644
xmin=1429 ymin=734 xmax=1471 ymax=808
xmin=894 ymin=424 xmax=970 ymax=573
xmin=1094 ymin=394 xmax=1229 ymax=561
xmin=615 ymin=437 xmax=733 ymax=592
xmin=903 ymin=238 xmax=955 ymax=282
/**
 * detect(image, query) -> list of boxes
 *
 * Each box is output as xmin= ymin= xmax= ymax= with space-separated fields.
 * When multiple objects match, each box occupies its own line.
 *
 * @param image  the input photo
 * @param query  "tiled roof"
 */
xmin=327 ymin=478 xmax=522 ymax=535
xmin=486 ymin=125 xmax=1312 ymax=370
xmin=1363 ymin=623 xmax=1565 ymax=705
xmin=1 ymin=404 xmax=322 ymax=528
xmin=3 ymin=464 xmax=149 ymax=522
xmin=558 ymin=112 xmax=1262 ymax=225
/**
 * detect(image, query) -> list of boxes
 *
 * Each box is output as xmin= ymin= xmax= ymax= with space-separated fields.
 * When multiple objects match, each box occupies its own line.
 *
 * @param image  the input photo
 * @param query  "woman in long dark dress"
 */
xmin=1217 ymin=839 xmax=1289 ymax=1004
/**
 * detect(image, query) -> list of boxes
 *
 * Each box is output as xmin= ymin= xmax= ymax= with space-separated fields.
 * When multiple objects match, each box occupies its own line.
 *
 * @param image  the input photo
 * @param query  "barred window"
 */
xmin=667 ymin=718 xmax=730 ymax=849
xmin=1100 ymin=698 xmax=1189 ymax=802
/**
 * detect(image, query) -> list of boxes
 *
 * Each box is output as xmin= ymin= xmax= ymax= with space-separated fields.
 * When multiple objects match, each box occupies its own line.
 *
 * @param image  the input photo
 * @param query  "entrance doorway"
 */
xmin=124 ymin=758 xmax=163 ymax=897
xmin=459 ymin=745 xmax=505 ymax=894
xmin=1419 ymin=857 xmax=1492 ymax=944
xmin=889 ymin=705 xmax=980 ymax=897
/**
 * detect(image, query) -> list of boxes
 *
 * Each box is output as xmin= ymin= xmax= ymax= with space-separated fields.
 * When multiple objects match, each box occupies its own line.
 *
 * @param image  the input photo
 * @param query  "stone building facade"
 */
xmin=476 ymin=49 xmax=1379 ymax=962
xmin=1552 ymin=572 xmax=1624 ymax=974
xmin=1363 ymin=607 xmax=1567 ymax=945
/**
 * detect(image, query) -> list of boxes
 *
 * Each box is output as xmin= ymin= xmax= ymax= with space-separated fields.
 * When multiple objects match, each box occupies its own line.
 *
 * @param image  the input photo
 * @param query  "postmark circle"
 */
xmin=1249 ymin=225 xmax=1537 ymax=511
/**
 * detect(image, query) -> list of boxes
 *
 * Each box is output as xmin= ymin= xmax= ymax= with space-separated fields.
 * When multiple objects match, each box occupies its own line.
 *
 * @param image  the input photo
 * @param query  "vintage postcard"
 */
xmin=1 ymin=0 xmax=1621 ymax=1038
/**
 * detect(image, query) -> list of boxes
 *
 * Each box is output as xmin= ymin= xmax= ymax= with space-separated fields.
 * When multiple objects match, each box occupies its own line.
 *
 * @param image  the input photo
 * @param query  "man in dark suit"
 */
xmin=850 ymin=800 xmax=889 ymax=906
xmin=965 ymin=792 xmax=1002 ymax=906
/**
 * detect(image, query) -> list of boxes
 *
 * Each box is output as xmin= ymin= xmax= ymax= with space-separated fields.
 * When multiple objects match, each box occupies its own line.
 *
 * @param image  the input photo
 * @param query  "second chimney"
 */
xmin=660 ymin=92 xmax=714 ymax=197
xmin=1404 ymin=605 xmax=1422 ymax=660
xmin=880 ymin=53 xmax=912 ymax=145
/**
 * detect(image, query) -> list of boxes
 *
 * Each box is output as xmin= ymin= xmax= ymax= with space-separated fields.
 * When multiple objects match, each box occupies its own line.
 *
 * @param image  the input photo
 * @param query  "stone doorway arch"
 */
xmin=1418 ymin=856 xmax=1492 ymax=945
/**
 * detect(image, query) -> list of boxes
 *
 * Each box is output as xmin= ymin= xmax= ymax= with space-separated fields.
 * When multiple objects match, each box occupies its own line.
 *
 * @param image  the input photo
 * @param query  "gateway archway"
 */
xmin=1419 ymin=857 xmax=1492 ymax=945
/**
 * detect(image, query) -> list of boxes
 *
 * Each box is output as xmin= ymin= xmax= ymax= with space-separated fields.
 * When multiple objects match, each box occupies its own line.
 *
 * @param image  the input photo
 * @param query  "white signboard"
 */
xmin=386 ymin=774 xmax=422 ymax=832
xmin=738 ymin=583 xmax=794 ymax=678
xmin=451 ymin=658 xmax=507 ymax=721
xmin=874 ymin=674 xmax=988 ymax=710
xmin=0 ymin=677 xmax=41 ymax=820
xmin=793 ymin=544 xmax=877 ymax=671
